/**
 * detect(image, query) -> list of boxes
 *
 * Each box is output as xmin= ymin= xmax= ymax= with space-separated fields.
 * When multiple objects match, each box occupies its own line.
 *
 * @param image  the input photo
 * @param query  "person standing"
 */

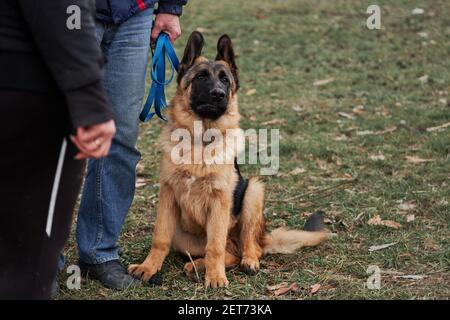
xmin=0 ymin=0 xmax=116 ymax=299
xmin=76 ymin=0 xmax=188 ymax=290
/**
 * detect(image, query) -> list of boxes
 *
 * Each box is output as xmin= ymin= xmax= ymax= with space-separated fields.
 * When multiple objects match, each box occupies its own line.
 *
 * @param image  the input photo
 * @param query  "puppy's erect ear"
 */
xmin=177 ymin=31 xmax=204 ymax=84
xmin=215 ymin=34 xmax=239 ymax=90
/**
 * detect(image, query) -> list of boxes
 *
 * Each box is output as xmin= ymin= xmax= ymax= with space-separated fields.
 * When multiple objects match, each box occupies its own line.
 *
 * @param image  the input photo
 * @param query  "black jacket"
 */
xmin=0 ymin=0 xmax=114 ymax=128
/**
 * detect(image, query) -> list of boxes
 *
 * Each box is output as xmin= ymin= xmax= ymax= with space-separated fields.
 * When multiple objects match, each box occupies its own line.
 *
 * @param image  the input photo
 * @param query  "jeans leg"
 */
xmin=76 ymin=9 xmax=154 ymax=264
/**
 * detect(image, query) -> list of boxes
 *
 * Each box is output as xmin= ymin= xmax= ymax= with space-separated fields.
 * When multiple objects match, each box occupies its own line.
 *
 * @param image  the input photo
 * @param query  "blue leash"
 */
xmin=139 ymin=33 xmax=179 ymax=122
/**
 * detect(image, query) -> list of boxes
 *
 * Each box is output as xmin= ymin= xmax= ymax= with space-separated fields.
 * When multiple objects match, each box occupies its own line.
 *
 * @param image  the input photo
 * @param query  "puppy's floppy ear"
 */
xmin=177 ymin=31 xmax=204 ymax=84
xmin=215 ymin=34 xmax=239 ymax=90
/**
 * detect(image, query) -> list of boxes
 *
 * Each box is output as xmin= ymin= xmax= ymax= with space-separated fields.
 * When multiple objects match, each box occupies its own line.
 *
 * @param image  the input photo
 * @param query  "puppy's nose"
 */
xmin=210 ymin=88 xmax=226 ymax=101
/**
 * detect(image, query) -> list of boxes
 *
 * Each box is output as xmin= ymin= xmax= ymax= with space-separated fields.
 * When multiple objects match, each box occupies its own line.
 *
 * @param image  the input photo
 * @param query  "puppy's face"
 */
xmin=177 ymin=32 xmax=239 ymax=120
xmin=188 ymin=61 xmax=232 ymax=119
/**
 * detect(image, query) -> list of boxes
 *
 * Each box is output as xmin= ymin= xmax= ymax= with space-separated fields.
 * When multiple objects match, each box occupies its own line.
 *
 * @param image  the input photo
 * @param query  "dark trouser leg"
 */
xmin=0 ymin=90 xmax=85 ymax=299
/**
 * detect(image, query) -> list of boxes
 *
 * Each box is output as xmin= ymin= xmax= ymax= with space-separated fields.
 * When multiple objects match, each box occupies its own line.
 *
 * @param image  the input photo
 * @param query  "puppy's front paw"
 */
xmin=240 ymin=256 xmax=260 ymax=275
xmin=204 ymin=273 xmax=229 ymax=288
xmin=128 ymin=263 xmax=158 ymax=282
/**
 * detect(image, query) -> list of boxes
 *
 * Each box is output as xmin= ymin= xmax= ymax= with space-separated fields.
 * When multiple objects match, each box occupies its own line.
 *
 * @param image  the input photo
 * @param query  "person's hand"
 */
xmin=151 ymin=13 xmax=181 ymax=45
xmin=70 ymin=120 xmax=116 ymax=160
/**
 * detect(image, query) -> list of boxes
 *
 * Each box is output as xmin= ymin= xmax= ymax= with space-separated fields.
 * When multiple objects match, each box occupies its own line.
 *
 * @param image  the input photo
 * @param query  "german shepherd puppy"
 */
xmin=128 ymin=31 xmax=330 ymax=288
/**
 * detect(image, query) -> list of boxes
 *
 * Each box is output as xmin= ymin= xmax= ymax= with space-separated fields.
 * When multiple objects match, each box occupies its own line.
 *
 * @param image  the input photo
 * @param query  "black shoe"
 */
xmin=78 ymin=260 xmax=140 ymax=290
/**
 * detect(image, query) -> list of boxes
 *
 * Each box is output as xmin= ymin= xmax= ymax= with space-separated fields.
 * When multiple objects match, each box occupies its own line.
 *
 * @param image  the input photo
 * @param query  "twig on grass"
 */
xmin=266 ymin=178 xmax=357 ymax=203
xmin=185 ymin=250 xmax=200 ymax=284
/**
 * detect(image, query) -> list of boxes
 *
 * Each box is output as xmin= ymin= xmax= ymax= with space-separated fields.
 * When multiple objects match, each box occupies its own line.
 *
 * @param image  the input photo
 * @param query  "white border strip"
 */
xmin=46 ymin=138 xmax=67 ymax=237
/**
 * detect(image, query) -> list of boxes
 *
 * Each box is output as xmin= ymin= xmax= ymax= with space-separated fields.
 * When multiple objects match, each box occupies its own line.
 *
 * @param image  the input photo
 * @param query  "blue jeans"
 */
xmin=76 ymin=8 xmax=154 ymax=264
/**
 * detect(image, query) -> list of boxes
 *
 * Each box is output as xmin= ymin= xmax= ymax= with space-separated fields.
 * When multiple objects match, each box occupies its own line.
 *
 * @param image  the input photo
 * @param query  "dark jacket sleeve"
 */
xmin=18 ymin=0 xmax=114 ymax=128
xmin=156 ymin=0 xmax=188 ymax=16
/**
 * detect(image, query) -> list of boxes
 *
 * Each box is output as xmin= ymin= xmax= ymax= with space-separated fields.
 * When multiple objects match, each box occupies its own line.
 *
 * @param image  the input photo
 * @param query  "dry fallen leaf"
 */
xmin=266 ymin=282 xmax=288 ymax=291
xmin=398 ymin=201 xmax=416 ymax=211
xmin=412 ymin=8 xmax=424 ymax=15
xmin=333 ymin=134 xmax=348 ymax=141
xmin=406 ymin=156 xmax=435 ymax=164
xmin=369 ymin=242 xmax=397 ymax=252
xmin=275 ymin=283 xmax=298 ymax=296
xmin=245 ymin=88 xmax=257 ymax=96
xmin=398 ymin=253 xmax=412 ymax=257
xmin=418 ymin=75 xmax=429 ymax=83
xmin=424 ymin=238 xmax=439 ymax=251
xmin=417 ymin=32 xmax=428 ymax=38
xmin=338 ymin=112 xmax=355 ymax=120
xmin=261 ymin=118 xmax=286 ymax=126
xmin=267 ymin=282 xmax=298 ymax=296
xmin=135 ymin=178 xmax=147 ymax=188
xmin=225 ymin=290 xmax=234 ymax=297
xmin=368 ymin=215 xmax=402 ymax=229
xmin=315 ymin=158 xmax=328 ymax=170
xmin=379 ymin=108 xmax=390 ymax=117
xmin=292 ymin=105 xmax=303 ymax=112
xmin=357 ymin=130 xmax=374 ymax=136
xmin=313 ymin=77 xmax=335 ymax=86
xmin=289 ymin=167 xmax=306 ymax=175
xmin=310 ymin=284 xmax=321 ymax=294
xmin=356 ymin=126 xmax=397 ymax=136
xmin=370 ymin=154 xmax=386 ymax=161
xmin=324 ymin=218 xmax=333 ymax=224
xmin=352 ymin=105 xmax=365 ymax=115
xmin=367 ymin=215 xmax=382 ymax=225
xmin=378 ymin=220 xmax=401 ymax=229
xmin=278 ymin=167 xmax=306 ymax=177
xmin=136 ymin=162 xmax=145 ymax=175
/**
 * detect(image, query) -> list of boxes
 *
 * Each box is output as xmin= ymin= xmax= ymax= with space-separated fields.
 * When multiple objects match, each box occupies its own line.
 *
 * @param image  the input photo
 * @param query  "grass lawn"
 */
xmin=60 ymin=0 xmax=449 ymax=299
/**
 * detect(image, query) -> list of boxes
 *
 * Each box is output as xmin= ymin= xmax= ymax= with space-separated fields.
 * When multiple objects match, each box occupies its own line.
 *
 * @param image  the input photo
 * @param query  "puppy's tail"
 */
xmin=262 ymin=211 xmax=331 ymax=255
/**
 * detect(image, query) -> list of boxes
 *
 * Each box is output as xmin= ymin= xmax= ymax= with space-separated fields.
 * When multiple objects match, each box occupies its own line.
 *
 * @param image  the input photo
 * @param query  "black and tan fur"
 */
xmin=128 ymin=31 xmax=330 ymax=288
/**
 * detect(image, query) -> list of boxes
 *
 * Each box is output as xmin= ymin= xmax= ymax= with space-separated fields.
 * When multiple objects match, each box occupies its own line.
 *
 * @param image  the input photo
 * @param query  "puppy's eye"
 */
xmin=196 ymin=74 xmax=207 ymax=81
xmin=221 ymin=77 xmax=229 ymax=84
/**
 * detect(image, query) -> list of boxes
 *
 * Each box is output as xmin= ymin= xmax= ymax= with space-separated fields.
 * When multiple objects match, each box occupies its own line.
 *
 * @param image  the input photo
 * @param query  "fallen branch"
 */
xmin=426 ymin=122 xmax=450 ymax=132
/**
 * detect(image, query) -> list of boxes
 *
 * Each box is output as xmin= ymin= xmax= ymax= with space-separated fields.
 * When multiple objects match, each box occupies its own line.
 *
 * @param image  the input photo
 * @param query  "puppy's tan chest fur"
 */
xmin=167 ymin=164 xmax=236 ymax=234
